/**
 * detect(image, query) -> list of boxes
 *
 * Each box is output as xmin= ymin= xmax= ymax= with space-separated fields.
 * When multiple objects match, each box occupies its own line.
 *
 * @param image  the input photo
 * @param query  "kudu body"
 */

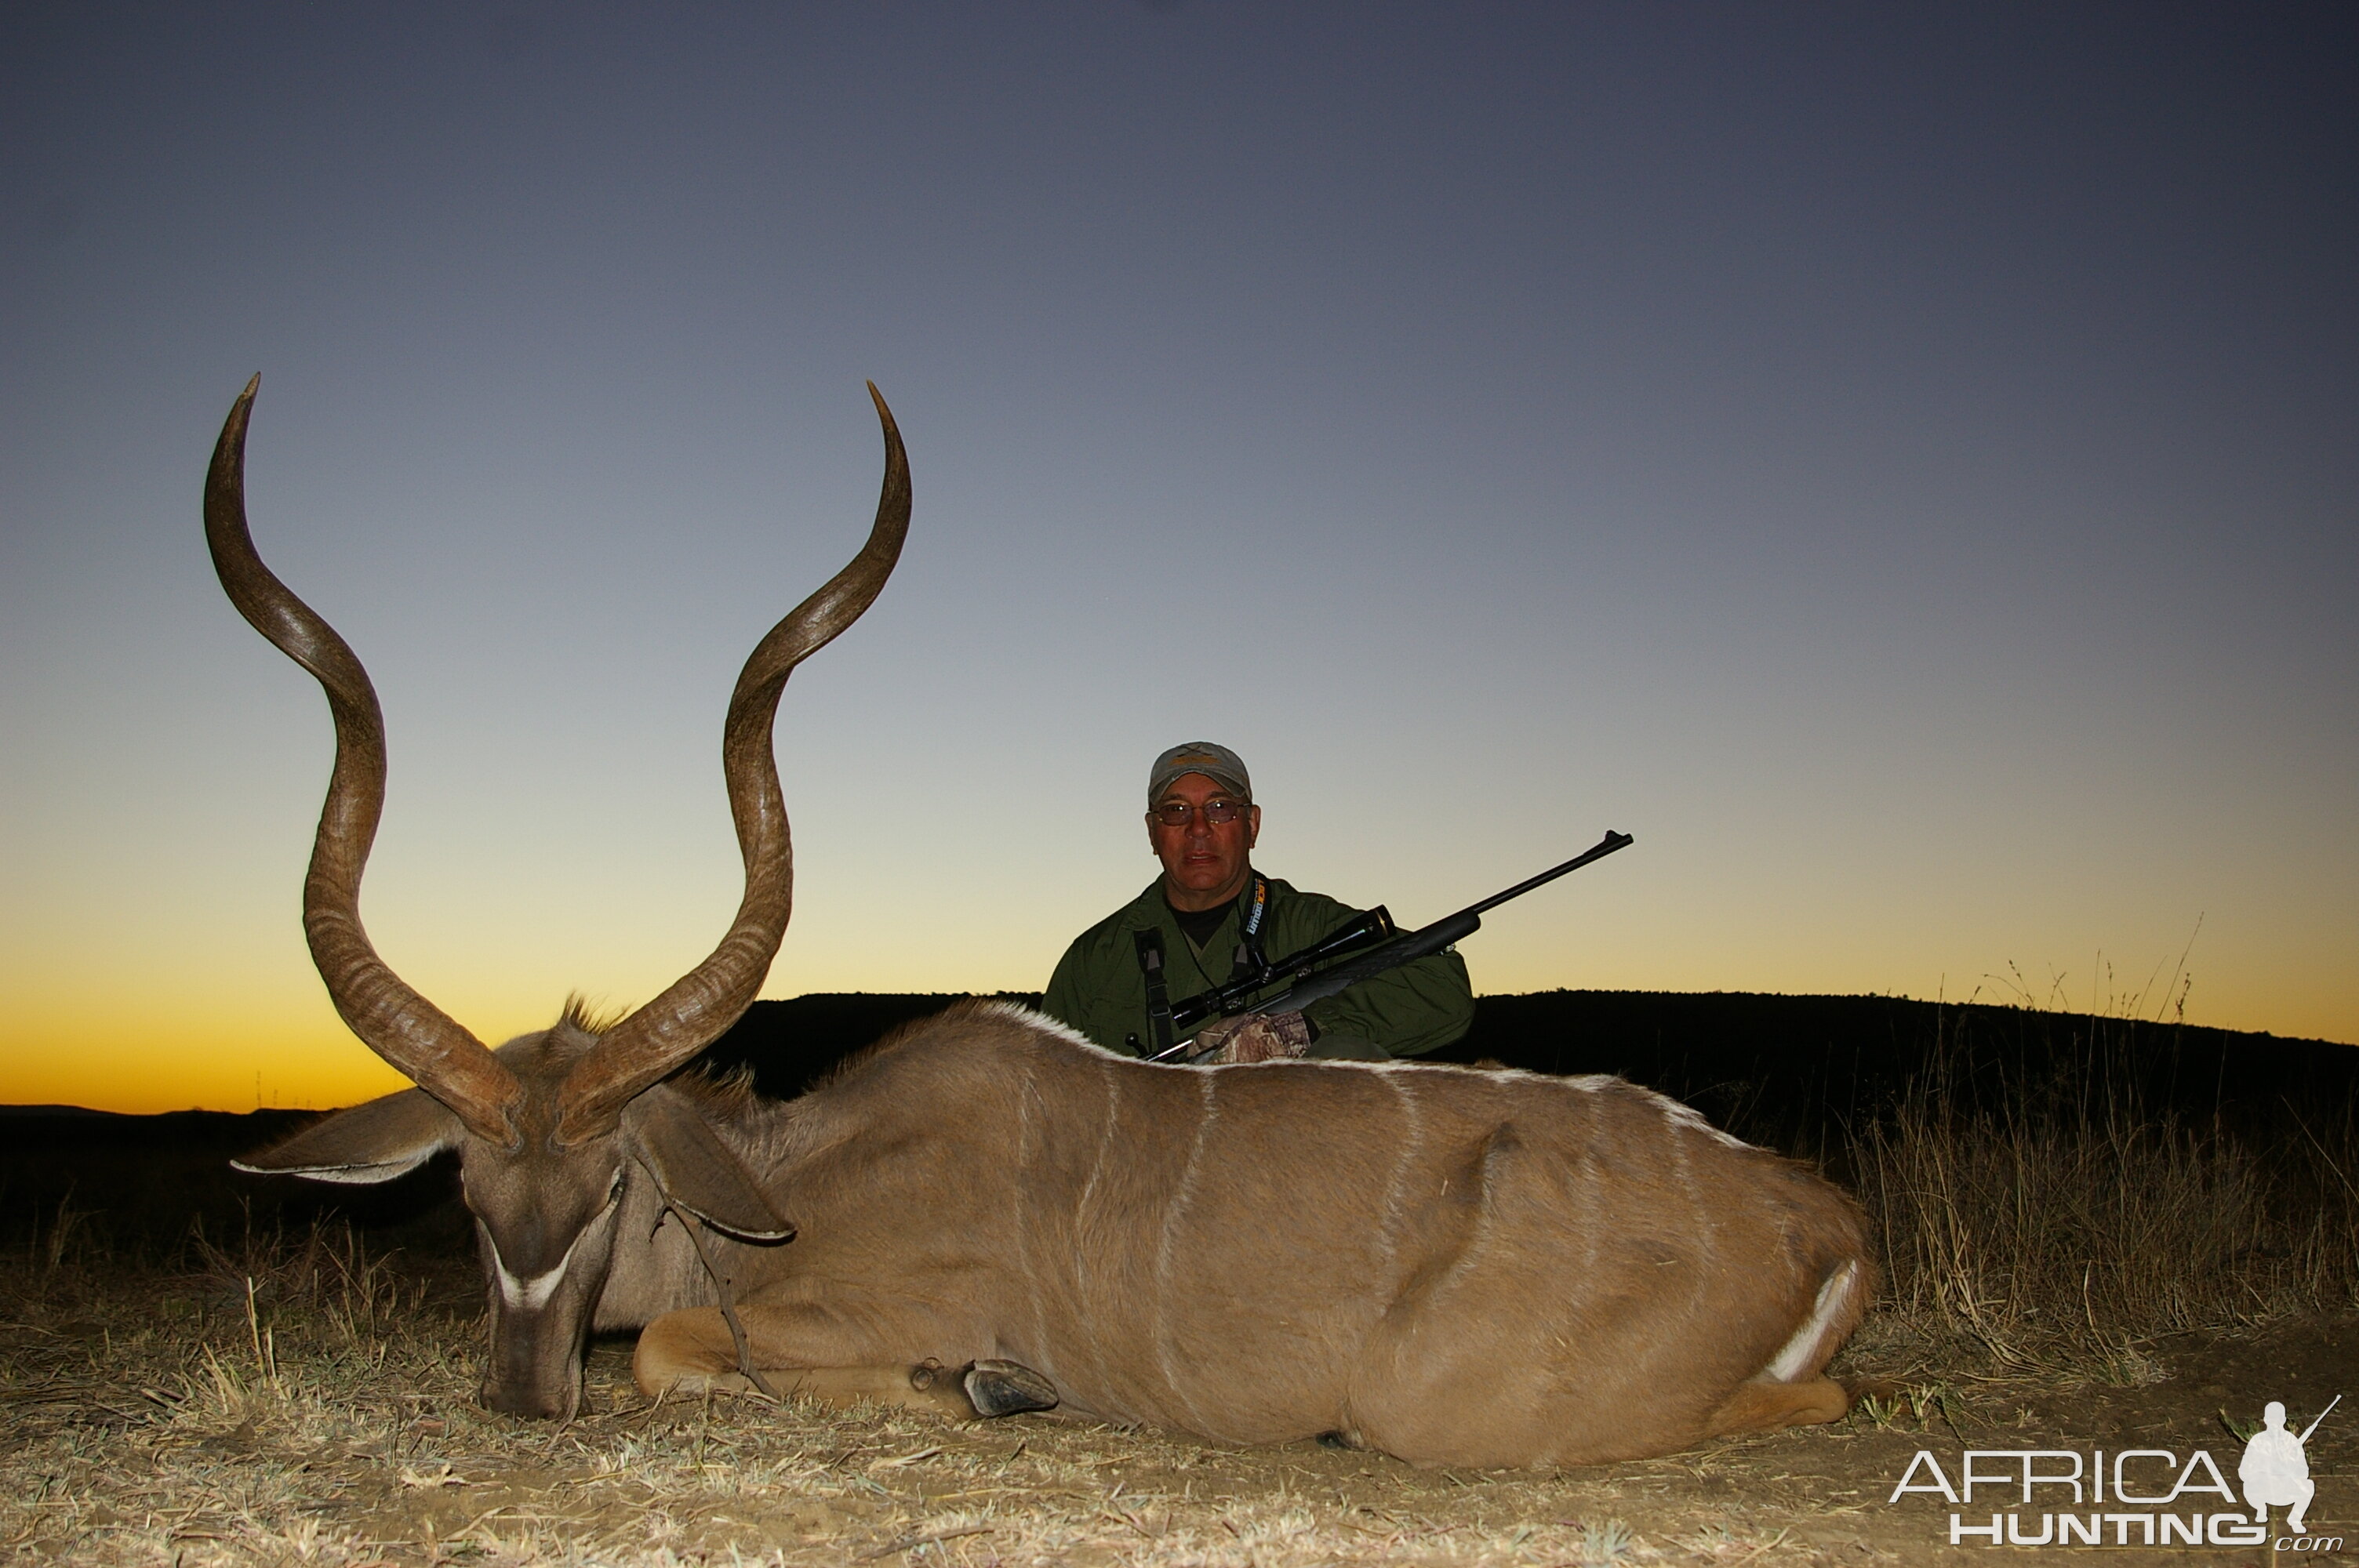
xmin=216 ymin=380 xmax=1870 ymax=1465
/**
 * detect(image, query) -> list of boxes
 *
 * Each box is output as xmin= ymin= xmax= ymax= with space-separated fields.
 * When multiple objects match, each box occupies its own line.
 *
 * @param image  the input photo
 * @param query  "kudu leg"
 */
xmin=1703 ymin=1376 xmax=1852 ymax=1436
xmin=634 ymin=1306 xmax=1057 ymax=1421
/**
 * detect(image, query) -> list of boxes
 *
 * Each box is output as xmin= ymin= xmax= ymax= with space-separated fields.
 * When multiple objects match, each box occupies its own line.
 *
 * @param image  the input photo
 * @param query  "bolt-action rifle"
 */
xmin=1148 ymin=829 xmax=1635 ymax=1065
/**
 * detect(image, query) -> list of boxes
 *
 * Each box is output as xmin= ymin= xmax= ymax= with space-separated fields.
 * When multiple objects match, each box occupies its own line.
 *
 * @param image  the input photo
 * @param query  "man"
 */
xmin=1042 ymin=742 xmax=1474 ymax=1064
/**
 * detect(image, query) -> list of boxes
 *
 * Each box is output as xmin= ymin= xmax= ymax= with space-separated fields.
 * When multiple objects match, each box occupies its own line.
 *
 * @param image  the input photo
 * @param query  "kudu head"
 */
xmin=213 ymin=377 xmax=910 ymax=1417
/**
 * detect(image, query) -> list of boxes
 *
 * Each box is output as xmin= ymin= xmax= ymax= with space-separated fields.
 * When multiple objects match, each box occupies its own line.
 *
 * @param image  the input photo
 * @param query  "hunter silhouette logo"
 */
xmin=1883 ymin=1395 xmax=2339 ymax=1550
xmin=2241 ymin=1396 xmax=2335 ymax=1537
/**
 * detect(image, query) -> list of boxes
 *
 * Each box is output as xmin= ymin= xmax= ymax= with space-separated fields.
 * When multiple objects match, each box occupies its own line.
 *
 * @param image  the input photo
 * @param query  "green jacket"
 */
xmin=1041 ymin=873 xmax=1474 ymax=1061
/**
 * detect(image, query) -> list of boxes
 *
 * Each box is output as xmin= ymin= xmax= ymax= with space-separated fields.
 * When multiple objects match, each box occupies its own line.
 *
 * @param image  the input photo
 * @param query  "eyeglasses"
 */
xmin=1149 ymin=798 xmax=1250 ymax=828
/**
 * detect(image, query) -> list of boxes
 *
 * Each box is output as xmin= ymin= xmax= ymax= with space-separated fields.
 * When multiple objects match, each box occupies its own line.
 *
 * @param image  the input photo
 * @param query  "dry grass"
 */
xmin=1847 ymin=1021 xmax=2359 ymax=1380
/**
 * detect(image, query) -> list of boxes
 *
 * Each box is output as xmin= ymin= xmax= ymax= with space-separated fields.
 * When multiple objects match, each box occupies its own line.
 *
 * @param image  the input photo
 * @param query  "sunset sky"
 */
xmin=4 ymin=5 xmax=2354 ymax=1114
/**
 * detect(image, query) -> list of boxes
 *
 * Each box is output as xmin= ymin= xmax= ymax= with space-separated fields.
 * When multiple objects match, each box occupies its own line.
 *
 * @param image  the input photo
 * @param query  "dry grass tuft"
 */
xmin=1844 ymin=1018 xmax=2359 ymax=1376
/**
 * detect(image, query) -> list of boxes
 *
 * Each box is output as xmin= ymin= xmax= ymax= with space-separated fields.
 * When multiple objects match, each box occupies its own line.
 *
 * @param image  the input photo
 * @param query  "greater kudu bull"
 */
xmin=216 ymin=379 xmax=1871 ymax=1465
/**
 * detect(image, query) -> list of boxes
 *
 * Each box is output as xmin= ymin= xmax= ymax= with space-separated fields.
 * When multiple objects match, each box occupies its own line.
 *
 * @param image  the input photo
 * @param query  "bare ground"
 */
xmin=4 ymin=1249 xmax=2350 ymax=1568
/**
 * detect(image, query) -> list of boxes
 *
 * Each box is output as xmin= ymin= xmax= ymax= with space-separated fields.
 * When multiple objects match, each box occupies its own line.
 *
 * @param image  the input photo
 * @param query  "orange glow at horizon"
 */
xmin=9 ymin=925 xmax=2350 ymax=1117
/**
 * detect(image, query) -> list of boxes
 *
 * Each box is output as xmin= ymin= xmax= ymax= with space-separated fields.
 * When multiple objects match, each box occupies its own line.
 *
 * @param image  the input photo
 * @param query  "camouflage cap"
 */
xmin=1147 ymin=741 xmax=1251 ymax=804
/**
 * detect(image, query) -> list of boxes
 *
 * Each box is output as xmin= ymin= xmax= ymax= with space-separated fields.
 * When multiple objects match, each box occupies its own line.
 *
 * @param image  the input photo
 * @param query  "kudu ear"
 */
xmin=232 ymin=1088 xmax=460 ymax=1184
xmin=631 ymin=1093 xmax=794 ymax=1242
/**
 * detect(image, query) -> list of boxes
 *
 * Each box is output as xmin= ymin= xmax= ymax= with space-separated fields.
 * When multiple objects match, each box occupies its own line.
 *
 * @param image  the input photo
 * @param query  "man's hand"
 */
xmin=1191 ymin=1011 xmax=1314 ymax=1064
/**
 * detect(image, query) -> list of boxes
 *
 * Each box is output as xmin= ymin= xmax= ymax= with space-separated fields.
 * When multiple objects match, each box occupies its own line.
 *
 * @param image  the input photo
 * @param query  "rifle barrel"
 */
xmin=1458 ymin=831 xmax=1635 ymax=920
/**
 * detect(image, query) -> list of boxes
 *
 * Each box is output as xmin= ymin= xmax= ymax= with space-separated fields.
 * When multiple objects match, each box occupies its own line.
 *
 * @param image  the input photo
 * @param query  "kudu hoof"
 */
xmin=963 ymin=1358 xmax=1060 ymax=1417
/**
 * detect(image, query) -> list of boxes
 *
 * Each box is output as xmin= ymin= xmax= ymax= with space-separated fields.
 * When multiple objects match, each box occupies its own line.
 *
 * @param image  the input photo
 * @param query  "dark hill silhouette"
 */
xmin=7 ymin=991 xmax=2347 ymax=1253
xmin=1 ymin=1105 xmax=452 ymax=1254
xmin=699 ymin=989 xmax=2354 ymax=1154
xmin=1447 ymin=990 xmax=2355 ymax=1154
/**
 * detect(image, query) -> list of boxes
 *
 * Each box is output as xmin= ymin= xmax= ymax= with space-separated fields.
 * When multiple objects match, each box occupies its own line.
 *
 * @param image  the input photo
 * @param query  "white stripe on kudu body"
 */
xmin=1377 ymin=1068 xmax=1426 ymax=1273
xmin=1149 ymin=1070 xmax=1223 ymax=1436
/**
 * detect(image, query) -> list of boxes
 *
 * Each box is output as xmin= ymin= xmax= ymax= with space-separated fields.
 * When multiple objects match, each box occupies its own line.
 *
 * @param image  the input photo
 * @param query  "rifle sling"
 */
xmin=1134 ymin=928 xmax=1176 ymax=1058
